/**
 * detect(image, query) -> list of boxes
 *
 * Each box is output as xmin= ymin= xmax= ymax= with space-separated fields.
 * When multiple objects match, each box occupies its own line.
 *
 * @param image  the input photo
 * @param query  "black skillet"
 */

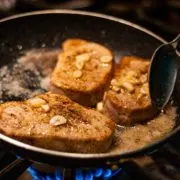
xmin=0 ymin=10 xmax=179 ymax=177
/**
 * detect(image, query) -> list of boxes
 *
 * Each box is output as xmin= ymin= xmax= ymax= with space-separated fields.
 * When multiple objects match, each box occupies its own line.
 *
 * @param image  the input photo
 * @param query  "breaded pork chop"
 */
xmin=0 ymin=93 xmax=115 ymax=153
xmin=103 ymin=56 xmax=154 ymax=126
xmin=50 ymin=39 xmax=114 ymax=107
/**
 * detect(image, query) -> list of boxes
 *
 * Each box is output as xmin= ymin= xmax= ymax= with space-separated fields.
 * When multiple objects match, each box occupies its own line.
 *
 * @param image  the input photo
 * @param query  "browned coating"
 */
xmin=62 ymin=39 xmax=88 ymax=51
xmin=50 ymin=39 xmax=114 ymax=106
xmin=0 ymin=93 xmax=115 ymax=153
xmin=103 ymin=56 xmax=154 ymax=126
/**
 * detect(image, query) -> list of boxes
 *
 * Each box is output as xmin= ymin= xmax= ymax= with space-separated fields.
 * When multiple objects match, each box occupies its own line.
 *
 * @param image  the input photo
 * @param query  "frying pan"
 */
xmin=0 ymin=10 xmax=179 ymax=175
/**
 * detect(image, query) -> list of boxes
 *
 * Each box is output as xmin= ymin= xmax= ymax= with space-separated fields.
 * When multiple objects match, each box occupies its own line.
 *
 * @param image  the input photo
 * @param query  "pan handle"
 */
xmin=0 ymin=158 xmax=32 ymax=179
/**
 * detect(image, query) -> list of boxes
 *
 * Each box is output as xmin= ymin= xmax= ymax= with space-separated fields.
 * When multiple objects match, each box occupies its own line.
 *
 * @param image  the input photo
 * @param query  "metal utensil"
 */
xmin=149 ymin=34 xmax=180 ymax=111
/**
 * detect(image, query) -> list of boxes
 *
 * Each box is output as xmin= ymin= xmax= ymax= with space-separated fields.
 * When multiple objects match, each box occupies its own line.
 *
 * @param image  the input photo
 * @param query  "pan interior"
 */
xmin=0 ymin=10 xmax=179 ymax=159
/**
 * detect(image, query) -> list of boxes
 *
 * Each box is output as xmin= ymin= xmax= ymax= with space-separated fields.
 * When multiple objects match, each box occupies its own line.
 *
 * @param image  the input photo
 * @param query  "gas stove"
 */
xmin=0 ymin=132 xmax=178 ymax=180
xmin=0 ymin=1 xmax=179 ymax=180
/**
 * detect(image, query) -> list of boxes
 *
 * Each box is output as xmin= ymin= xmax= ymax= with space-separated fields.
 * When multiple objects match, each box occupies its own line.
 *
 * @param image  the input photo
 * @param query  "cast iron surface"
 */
xmin=0 ymin=10 xmax=179 ymax=167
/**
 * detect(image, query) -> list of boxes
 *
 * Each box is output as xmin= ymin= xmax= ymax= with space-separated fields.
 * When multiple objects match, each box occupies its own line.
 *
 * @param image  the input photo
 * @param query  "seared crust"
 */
xmin=62 ymin=39 xmax=88 ymax=51
xmin=103 ymin=56 xmax=154 ymax=126
xmin=0 ymin=93 xmax=115 ymax=153
xmin=50 ymin=39 xmax=114 ymax=106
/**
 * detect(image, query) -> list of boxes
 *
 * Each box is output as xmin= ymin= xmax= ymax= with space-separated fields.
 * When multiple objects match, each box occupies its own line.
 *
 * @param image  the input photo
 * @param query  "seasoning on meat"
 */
xmin=103 ymin=56 xmax=154 ymax=126
xmin=50 ymin=115 xmax=67 ymax=126
xmin=0 ymin=93 xmax=115 ymax=153
xmin=50 ymin=39 xmax=114 ymax=107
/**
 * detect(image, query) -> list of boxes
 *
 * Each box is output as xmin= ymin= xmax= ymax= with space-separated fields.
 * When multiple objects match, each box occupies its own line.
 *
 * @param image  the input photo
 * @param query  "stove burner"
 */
xmin=1 ymin=142 xmax=180 ymax=180
xmin=27 ymin=166 xmax=63 ymax=180
xmin=75 ymin=168 xmax=122 ymax=180
xmin=27 ymin=166 xmax=123 ymax=180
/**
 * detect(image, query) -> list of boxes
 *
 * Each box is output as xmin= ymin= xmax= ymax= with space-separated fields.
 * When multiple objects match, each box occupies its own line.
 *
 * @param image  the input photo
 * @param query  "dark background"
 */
xmin=0 ymin=0 xmax=179 ymax=41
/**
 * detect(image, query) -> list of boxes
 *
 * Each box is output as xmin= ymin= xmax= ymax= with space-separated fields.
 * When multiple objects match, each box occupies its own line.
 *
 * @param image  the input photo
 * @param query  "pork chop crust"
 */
xmin=103 ymin=56 xmax=154 ymax=126
xmin=0 ymin=93 xmax=115 ymax=153
xmin=50 ymin=39 xmax=114 ymax=106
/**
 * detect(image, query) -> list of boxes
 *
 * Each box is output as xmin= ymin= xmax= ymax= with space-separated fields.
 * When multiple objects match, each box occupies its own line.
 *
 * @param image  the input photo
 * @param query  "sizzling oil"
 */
xmin=0 ymin=49 xmax=177 ymax=153
xmin=110 ymin=106 xmax=176 ymax=153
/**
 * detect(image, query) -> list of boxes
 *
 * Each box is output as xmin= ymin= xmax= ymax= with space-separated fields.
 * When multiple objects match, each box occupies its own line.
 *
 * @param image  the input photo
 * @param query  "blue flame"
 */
xmin=103 ymin=169 xmax=112 ymax=178
xmin=27 ymin=167 xmax=63 ymax=180
xmin=28 ymin=166 xmax=122 ymax=180
xmin=55 ymin=169 xmax=62 ymax=180
xmin=75 ymin=169 xmax=83 ymax=180
xmin=75 ymin=167 xmax=122 ymax=180
xmin=27 ymin=167 xmax=40 ymax=180
xmin=46 ymin=176 xmax=52 ymax=180
xmin=94 ymin=168 xmax=103 ymax=177
xmin=85 ymin=170 xmax=93 ymax=180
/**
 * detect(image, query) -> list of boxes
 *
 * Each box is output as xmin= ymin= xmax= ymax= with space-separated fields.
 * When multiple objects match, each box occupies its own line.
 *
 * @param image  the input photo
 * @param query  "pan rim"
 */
xmin=0 ymin=9 xmax=166 ymax=43
xmin=0 ymin=9 xmax=179 ymax=160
